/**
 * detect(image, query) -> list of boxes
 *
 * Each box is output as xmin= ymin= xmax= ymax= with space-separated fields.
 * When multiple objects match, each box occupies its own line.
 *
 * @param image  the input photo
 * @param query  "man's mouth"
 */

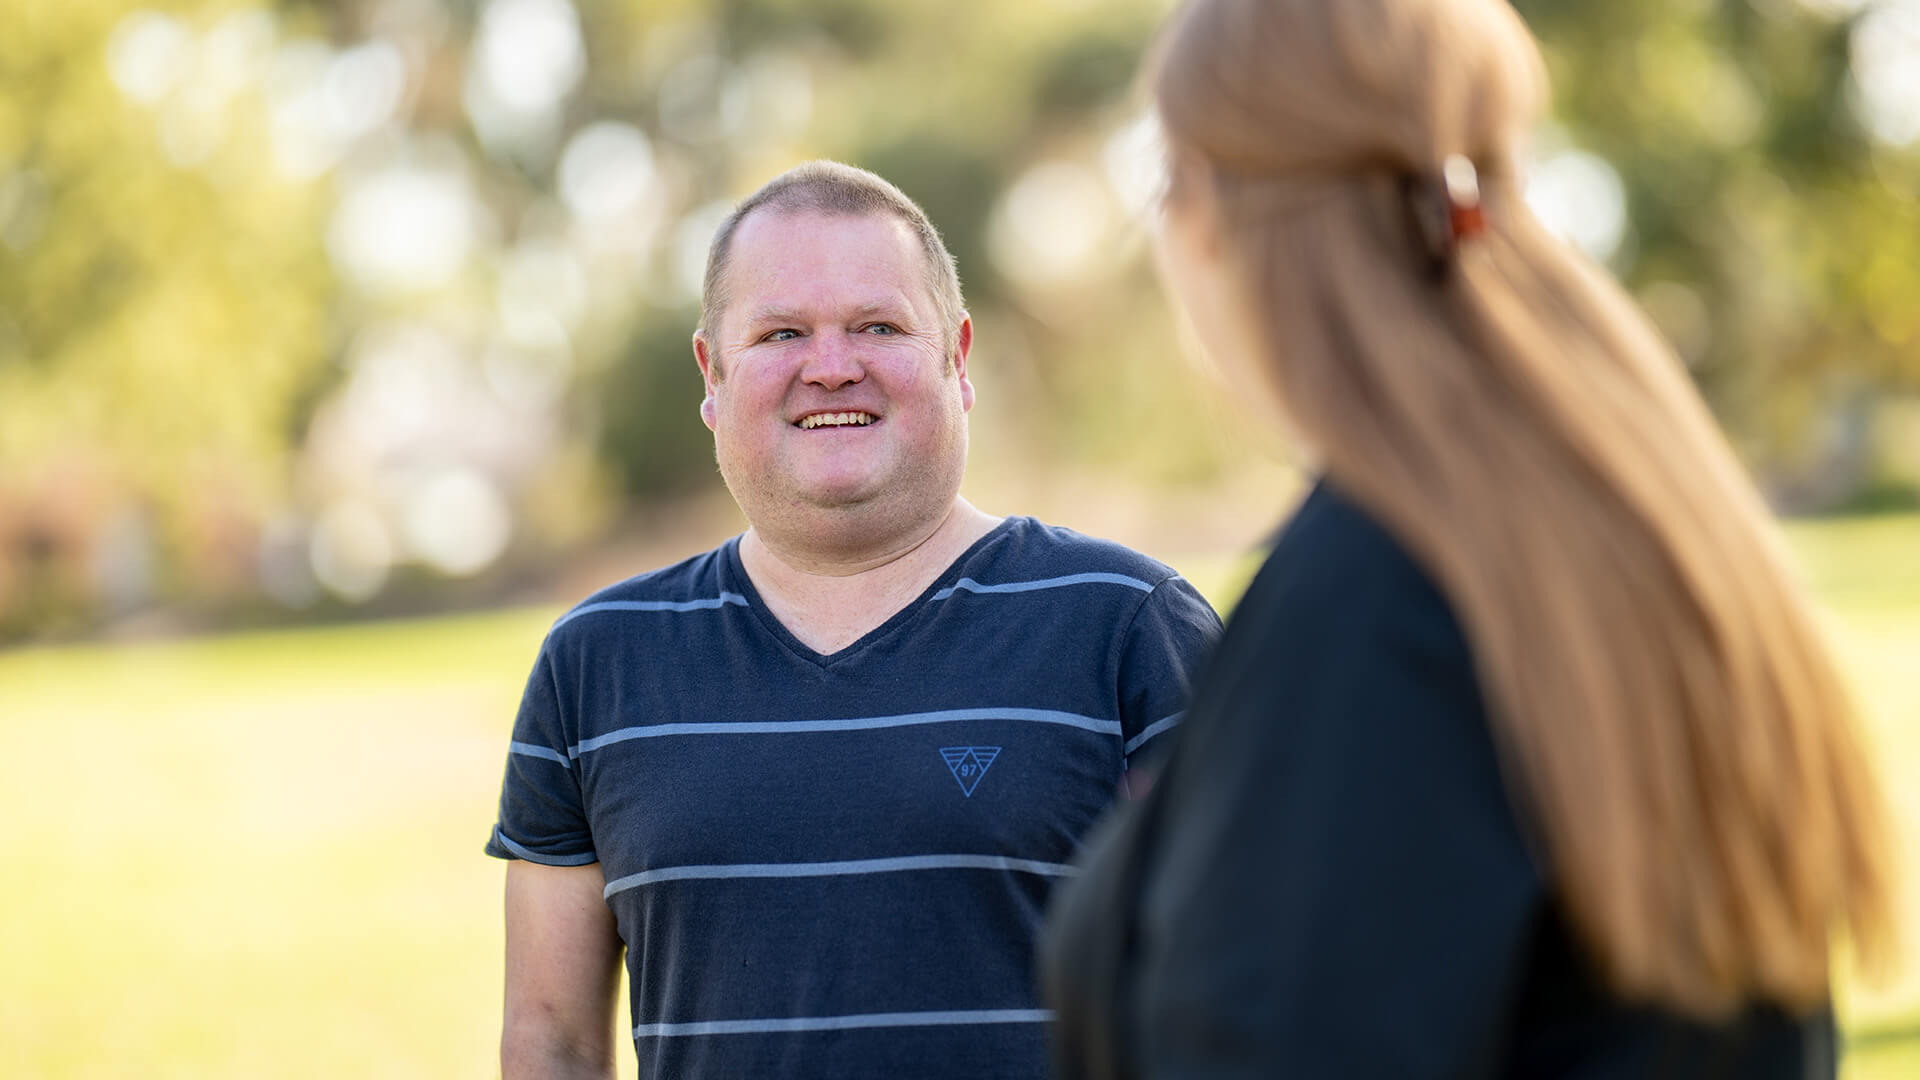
xmin=796 ymin=411 xmax=878 ymax=430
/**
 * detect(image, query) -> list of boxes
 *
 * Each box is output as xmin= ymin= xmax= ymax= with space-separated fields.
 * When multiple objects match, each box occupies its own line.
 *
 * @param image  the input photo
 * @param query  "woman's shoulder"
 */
xmin=1181 ymin=476 xmax=1491 ymax=753
xmin=1237 ymin=478 xmax=1463 ymax=652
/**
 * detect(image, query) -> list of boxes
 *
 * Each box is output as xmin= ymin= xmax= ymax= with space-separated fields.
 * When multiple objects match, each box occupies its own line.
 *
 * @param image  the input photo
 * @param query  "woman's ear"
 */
xmin=1162 ymin=150 xmax=1224 ymax=257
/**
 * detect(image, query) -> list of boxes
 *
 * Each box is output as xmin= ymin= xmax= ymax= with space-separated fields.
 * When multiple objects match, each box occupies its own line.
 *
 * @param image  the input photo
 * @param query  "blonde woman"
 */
xmin=1041 ymin=0 xmax=1896 ymax=1076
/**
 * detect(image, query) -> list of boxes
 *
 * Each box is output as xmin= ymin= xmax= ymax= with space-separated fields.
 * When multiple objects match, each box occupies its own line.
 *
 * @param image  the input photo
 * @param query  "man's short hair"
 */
xmin=699 ymin=161 xmax=966 ymax=357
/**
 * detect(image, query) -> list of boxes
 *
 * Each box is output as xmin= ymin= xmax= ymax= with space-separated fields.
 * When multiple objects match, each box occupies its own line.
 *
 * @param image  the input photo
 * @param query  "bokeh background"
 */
xmin=2 ymin=0 xmax=1917 ymax=1075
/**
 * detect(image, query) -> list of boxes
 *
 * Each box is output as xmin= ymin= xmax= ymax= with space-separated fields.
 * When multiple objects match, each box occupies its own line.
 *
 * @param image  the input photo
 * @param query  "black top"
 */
xmin=1041 ymin=480 xmax=1835 ymax=1079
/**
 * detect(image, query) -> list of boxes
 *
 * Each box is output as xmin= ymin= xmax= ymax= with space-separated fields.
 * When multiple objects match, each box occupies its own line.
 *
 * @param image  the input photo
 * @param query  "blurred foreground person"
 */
xmin=1042 ymin=1 xmax=1896 ymax=1077
xmin=487 ymin=161 xmax=1219 ymax=1079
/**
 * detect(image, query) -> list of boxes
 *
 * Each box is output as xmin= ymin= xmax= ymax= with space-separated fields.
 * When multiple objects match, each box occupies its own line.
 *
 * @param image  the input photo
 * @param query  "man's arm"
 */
xmin=1116 ymin=575 xmax=1223 ymax=783
xmin=502 ymin=860 xmax=625 ymax=1080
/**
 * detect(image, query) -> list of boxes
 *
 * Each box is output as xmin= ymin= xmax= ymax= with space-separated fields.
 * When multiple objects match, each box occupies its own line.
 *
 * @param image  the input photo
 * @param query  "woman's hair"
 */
xmin=1153 ymin=0 xmax=1895 ymax=1018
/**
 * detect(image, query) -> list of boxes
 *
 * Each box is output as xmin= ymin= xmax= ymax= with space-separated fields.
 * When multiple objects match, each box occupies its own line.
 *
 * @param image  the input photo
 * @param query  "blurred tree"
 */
xmin=1513 ymin=0 xmax=1920 ymax=493
xmin=1 ymin=1 xmax=337 ymax=636
xmin=6 ymin=0 xmax=1919 ymax=639
xmin=596 ymin=312 xmax=715 ymax=496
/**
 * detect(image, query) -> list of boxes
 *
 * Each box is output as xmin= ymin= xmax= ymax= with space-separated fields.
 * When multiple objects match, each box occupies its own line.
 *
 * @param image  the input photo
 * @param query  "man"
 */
xmin=488 ymin=161 xmax=1220 ymax=1079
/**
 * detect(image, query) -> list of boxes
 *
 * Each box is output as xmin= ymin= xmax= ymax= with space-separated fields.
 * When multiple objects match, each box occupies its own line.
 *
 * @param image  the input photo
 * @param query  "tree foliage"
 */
xmin=4 ymin=0 xmax=1918 ymax=637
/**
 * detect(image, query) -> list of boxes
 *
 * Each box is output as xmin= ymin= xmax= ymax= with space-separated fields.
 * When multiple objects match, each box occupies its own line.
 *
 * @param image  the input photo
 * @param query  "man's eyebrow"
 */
xmin=848 ymin=301 xmax=914 ymax=321
xmin=739 ymin=307 xmax=806 ymax=327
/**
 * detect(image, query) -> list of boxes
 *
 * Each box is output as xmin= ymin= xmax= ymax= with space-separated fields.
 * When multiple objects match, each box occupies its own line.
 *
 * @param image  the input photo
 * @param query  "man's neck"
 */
xmin=739 ymin=498 xmax=1003 ymax=655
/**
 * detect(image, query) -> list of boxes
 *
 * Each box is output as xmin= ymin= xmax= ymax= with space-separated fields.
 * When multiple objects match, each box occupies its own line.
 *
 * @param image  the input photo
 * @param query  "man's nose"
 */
xmin=800 ymin=332 xmax=867 ymax=391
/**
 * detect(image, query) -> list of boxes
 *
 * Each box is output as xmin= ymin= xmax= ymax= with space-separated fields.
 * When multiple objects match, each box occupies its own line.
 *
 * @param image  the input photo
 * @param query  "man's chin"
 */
xmin=790 ymin=485 xmax=883 ymax=513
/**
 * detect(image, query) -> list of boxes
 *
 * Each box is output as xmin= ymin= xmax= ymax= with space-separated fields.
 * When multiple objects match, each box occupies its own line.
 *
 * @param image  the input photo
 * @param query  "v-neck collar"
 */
xmin=720 ymin=518 xmax=1019 ymax=670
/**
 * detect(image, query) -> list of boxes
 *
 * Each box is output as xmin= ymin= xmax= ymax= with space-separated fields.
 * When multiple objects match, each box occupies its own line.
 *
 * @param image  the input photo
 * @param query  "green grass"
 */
xmin=0 ymin=608 xmax=559 ymax=1079
xmin=1 ymin=515 xmax=1916 ymax=1077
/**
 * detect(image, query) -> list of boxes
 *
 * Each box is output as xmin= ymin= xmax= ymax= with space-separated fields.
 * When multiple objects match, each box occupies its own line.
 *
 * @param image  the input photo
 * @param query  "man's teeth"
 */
xmin=798 ymin=411 xmax=877 ymax=429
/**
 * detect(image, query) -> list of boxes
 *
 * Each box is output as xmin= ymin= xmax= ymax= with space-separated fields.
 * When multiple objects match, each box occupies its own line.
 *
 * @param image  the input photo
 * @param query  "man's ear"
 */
xmin=952 ymin=315 xmax=975 ymax=413
xmin=693 ymin=331 xmax=719 ymax=432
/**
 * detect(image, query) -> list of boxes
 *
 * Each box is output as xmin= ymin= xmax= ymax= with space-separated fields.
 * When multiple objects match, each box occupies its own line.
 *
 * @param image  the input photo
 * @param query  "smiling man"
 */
xmin=487 ymin=161 xmax=1221 ymax=1080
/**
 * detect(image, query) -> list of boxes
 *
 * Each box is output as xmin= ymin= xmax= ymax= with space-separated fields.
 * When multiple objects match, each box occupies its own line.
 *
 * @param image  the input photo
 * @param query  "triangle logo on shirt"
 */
xmin=939 ymin=746 xmax=1001 ymax=797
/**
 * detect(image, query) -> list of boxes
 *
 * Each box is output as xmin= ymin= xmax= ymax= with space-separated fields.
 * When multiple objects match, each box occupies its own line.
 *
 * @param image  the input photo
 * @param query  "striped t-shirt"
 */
xmin=486 ymin=516 xmax=1221 ymax=1079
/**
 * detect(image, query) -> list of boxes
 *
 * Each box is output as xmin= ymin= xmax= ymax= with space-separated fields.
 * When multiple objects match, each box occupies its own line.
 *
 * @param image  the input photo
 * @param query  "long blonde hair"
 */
xmin=1154 ymin=0 xmax=1895 ymax=1018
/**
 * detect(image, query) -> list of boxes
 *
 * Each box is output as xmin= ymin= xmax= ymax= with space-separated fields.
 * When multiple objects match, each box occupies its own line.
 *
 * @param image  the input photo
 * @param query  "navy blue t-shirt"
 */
xmin=487 ymin=516 xmax=1221 ymax=1079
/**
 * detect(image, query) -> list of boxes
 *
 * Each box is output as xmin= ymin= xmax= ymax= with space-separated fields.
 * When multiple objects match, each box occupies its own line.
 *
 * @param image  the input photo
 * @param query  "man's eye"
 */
xmin=764 ymin=329 xmax=800 ymax=342
xmin=863 ymin=323 xmax=898 ymax=335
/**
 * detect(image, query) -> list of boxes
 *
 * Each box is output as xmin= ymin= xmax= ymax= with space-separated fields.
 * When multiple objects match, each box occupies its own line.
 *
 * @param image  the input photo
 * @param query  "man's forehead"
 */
xmin=728 ymin=207 xmax=921 ymax=268
xmin=723 ymin=210 xmax=934 ymax=319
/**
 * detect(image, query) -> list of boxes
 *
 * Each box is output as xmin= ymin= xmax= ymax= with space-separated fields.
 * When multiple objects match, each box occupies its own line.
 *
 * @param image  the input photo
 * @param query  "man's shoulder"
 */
xmin=543 ymin=539 xmax=744 ymax=644
xmin=982 ymin=516 xmax=1185 ymax=592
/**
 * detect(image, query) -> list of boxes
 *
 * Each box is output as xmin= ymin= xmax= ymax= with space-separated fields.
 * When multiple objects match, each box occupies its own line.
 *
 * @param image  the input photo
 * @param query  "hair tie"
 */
xmin=1406 ymin=153 xmax=1487 ymax=276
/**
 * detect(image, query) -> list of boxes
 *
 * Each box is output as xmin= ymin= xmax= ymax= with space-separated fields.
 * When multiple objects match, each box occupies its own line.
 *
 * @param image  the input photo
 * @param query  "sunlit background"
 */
xmin=3 ymin=0 xmax=1918 ymax=1076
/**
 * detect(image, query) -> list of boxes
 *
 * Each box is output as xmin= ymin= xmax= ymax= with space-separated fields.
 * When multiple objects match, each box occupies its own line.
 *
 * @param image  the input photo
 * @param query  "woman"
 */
xmin=1041 ymin=0 xmax=1896 ymax=1076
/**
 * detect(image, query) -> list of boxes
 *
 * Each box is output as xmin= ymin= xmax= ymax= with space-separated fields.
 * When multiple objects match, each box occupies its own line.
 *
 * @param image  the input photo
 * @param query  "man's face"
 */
xmin=695 ymin=210 xmax=974 ymax=539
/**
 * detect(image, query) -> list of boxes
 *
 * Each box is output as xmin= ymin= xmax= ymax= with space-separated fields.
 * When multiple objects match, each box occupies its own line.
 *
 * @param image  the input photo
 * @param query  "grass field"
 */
xmin=1 ymin=514 xmax=1916 ymax=1078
